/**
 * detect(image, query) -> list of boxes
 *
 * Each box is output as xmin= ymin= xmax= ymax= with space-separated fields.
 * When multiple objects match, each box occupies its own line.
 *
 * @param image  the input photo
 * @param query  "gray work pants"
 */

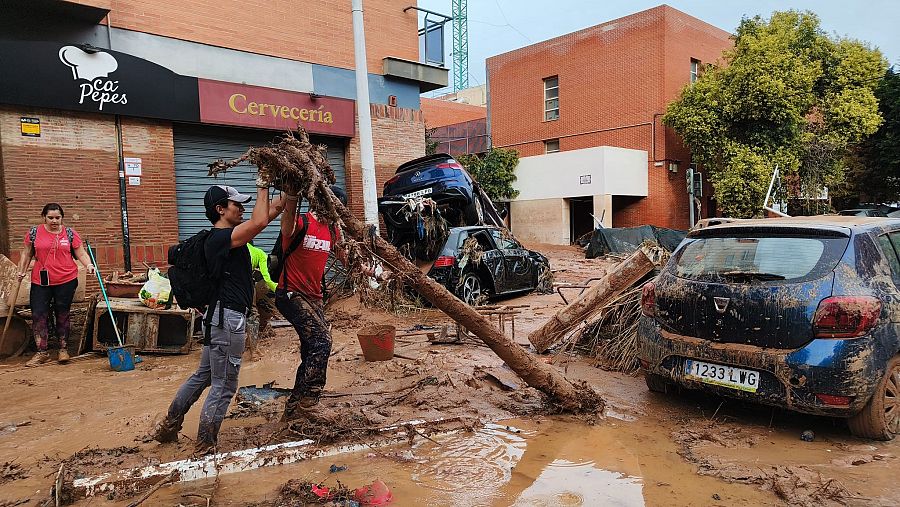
xmin=165 ymin=304 xmax=246 ymax=446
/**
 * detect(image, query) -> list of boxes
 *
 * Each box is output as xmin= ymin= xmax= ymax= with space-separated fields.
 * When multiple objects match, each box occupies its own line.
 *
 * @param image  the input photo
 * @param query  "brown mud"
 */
xmin=0 ymin=244 xmax=897 ymax=506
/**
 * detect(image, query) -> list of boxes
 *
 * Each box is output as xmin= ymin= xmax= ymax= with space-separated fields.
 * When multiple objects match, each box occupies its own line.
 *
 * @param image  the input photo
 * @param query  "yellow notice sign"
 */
xmin=20 ymin=117 xmax=40 ymax=137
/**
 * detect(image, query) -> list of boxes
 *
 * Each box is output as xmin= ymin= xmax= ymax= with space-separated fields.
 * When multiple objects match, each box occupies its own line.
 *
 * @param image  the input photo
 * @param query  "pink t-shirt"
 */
xmin=24 ymin=226 xmax=82 ymax=286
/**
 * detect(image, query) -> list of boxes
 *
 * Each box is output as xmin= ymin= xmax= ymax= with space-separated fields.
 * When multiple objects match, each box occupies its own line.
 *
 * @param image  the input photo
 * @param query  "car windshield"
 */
xmin=674 ymin=235 xmax=849 ymax=282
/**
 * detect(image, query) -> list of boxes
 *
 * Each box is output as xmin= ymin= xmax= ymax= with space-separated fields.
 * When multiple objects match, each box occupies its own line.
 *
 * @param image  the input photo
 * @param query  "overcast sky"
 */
xmin=415 ymin=0 xmax=900 ymax=96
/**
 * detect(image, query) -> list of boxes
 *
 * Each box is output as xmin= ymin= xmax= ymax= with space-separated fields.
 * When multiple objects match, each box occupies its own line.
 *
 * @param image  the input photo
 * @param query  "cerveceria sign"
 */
xmin=199 ymin=79 xmax=355 ymax=137
xmin=0 ymin=40 xmax=199 ymax=122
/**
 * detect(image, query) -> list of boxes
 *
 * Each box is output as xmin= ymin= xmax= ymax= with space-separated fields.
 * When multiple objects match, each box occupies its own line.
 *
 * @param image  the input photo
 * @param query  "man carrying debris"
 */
xmin=152 ymin=182 xmax=286 ymax=455
xmin=275 ymin=185 xmax=356 ymax=421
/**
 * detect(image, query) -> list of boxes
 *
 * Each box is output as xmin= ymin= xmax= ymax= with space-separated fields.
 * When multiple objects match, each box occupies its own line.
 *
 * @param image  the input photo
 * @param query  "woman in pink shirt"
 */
xmin=17 ymin=203 xmax=95 ymax=366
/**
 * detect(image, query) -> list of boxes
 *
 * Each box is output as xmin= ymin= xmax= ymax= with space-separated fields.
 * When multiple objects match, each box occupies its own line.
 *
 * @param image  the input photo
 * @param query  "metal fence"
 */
xmin=430 ymin=118 xmax=488 ymax=156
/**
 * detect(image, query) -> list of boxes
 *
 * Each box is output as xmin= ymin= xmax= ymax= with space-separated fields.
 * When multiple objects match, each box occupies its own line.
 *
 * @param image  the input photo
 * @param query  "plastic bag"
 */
xmin=139 ymin=268 xmax=172 ymax=309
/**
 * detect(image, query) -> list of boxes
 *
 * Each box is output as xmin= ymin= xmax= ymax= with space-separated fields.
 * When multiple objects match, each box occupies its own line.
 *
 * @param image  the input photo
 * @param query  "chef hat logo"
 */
xmin=58 ymin=46 xmax=118 ymax=81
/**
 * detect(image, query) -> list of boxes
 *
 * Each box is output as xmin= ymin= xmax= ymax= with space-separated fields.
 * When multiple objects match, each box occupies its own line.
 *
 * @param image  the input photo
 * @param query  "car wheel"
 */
xmin=459 ymin=272 xmax=484 ymax=306
xmin=848 ymin=355 xmax=900 ymax=440
xmin=644 ymin=371 xmax=671 ymax=394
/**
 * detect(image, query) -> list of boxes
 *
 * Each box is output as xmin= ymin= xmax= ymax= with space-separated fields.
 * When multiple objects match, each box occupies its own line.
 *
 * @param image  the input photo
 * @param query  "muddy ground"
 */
xmin=0 ymin=244 xmax=898 ymax=506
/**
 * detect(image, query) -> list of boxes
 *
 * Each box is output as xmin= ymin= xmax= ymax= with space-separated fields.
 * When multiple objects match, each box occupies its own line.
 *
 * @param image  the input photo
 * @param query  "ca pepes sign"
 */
xmin=0 ymin=40 xmax=200 ymax=122
xmin=198 ymin=80 xmax=355 ymax=137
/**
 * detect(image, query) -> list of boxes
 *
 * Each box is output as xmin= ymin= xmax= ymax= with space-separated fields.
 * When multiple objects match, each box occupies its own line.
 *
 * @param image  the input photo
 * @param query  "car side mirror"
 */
xmin=499 ymin=208 xmax=509 ymax=219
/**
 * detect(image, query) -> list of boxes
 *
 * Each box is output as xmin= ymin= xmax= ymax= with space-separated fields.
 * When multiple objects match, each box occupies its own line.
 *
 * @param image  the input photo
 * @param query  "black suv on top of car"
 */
xmin=378 ymin=154 xmax=506 ymax=248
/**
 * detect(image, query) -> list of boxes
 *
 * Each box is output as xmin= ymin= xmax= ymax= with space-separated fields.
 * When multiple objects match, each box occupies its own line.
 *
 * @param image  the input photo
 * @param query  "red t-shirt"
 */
xmin=278 ymin=213 xmax=339 ymax=299
xmin=24 ymin=226 xmax=82 ymax=286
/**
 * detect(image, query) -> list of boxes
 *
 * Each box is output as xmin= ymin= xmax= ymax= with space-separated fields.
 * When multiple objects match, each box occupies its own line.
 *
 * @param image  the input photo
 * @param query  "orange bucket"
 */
xmin=357 ymin=325 xmax=395 ymax=361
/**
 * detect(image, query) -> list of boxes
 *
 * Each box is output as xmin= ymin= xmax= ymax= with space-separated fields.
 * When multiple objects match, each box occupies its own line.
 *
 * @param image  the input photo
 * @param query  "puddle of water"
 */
xmin=105 ymin=417 xmax=770 ymax=506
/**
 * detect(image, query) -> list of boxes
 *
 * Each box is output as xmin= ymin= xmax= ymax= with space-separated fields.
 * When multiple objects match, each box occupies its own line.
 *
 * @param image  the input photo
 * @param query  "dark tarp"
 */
xmin=586 ymin=225 xmax=687 ymax=259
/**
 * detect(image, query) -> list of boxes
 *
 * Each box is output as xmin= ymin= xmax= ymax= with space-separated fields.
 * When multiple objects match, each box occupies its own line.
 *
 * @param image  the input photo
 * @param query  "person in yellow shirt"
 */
xmin=247 ymin=242 xmax=277 ymax=350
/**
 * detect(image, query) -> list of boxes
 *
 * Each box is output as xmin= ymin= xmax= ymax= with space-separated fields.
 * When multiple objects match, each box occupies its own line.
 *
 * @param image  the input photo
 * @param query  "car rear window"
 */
xmin=673 ymin=235 xmax=849 ymax=282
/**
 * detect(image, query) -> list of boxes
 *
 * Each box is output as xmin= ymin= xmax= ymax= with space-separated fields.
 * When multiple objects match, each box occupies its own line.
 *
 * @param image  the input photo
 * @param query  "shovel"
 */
xmin=87 ymin=244 xmax=135 ymax=372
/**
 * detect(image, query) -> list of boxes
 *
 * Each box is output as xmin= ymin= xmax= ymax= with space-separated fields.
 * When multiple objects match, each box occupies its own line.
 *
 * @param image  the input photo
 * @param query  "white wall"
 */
xmin=513 ymin=146 xmax=648 ymax=200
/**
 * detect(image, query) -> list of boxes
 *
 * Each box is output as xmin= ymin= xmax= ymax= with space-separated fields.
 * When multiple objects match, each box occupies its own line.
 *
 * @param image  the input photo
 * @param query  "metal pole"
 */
xmin=687 ymin=167 xmax=695 ymax=228
xmin=114 ymin=115 xmax=132 ymax=271
xmin=351 ymin=0 xmax=379 ymax=229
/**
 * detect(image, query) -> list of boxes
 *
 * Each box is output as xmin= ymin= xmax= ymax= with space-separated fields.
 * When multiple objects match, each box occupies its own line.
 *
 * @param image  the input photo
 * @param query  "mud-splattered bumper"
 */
xmin=637 ymin=317 xmax=885 ymax=416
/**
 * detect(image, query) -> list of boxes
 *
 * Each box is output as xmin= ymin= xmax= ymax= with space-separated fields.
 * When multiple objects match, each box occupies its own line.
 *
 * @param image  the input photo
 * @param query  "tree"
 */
xmin=840 ymin=68 xmax=900 ymax=204
xmin=664 ymin=11 xmax=886 ymax=217
xmin=457 ymin=148 xmax=520 ymax=201
xmin=424 ymin=125 xmax=439 ymax=156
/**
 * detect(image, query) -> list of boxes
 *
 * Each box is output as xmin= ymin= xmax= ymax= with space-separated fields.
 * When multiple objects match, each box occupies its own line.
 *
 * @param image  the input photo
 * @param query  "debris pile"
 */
xmin=578 ymin=244 xmax=670 ymax=372
xmin=579 ymin=287 xmax=643 ymax=373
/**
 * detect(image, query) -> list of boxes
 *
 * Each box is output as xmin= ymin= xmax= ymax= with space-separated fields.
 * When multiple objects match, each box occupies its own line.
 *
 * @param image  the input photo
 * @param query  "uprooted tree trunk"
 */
xmin=528 ymin=248 xmax=655 ymax=353
xmin=208 ymin=129 xmax=601 ymax=413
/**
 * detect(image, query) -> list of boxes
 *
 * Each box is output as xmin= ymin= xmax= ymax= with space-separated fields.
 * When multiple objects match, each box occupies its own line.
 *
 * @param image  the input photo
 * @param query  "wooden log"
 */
xmin=333 ymin=201 xmax=596 ymax=412
xmin=528 ymin=248 xmax=655 ymax=353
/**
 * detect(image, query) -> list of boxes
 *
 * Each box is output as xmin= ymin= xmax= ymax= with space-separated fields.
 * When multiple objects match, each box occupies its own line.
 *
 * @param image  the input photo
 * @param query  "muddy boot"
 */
xmin=283 ymin=397 xmax=338 ymax=423
xmin=281 ymin=396 xmax=320 ymax=422
xmin=151 ymin=417 xmax=182 ymax=444
xmin=26 ymin=351 xmax=50 ymax=367
xmin=58 ymin=349 xmax=70 ymax=363
xmin=192 ymin=440 xmax=217 ymax=458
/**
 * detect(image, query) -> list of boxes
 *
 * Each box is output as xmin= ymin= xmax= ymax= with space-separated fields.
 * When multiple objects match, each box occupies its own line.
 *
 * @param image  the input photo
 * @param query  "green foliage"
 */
xmin=664 ymin=10 xmax=887 ymax=217
xmin=840 ymin=69 xmax=900 ymax=203
xmin=457 ymin=148 xmax=520 ymax=201
xmin=424 ymin=126 xmax=439 ymax=156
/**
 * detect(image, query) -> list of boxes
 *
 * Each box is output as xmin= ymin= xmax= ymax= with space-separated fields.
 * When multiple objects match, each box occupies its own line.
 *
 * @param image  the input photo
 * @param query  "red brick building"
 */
xmin=487 ymin=5 xmax=731 ymax=243
xmin=0 ymin=0 xmax=445 ymax=272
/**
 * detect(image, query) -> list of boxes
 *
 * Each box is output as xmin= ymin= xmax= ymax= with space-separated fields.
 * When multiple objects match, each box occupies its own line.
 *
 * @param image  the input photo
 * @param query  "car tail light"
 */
xmin=435 ymin=161 xmax=464 ymax=170
xmin=641 ymin=282 xmax=656 ymax=317
xmin=812 ymin=296 xmax=881 ymax=339
xmin=433 ymin=256 xmax=455 ymax=268
xmin=385 ymin=174 xmax=401 ymax=186
xmin=815 ymin=393 xmax=852 ymax=406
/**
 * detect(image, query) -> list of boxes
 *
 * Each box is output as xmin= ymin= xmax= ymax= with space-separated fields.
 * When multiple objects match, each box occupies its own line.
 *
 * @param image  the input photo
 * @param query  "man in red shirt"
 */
xmin=275 ymin=185 xmax=349 ymax=420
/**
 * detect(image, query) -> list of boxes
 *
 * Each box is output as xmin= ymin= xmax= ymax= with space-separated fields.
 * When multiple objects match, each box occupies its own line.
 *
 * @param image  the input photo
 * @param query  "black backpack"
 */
xmin=29 ymin=226 xmax=76 ymax=257
xmin=167 ymin=230 xmax=218 ymax=311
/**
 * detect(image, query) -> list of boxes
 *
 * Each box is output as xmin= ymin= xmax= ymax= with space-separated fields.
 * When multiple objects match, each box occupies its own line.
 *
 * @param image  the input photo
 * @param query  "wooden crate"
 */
xmin=92 ymin=298 xmax=194 ymax=354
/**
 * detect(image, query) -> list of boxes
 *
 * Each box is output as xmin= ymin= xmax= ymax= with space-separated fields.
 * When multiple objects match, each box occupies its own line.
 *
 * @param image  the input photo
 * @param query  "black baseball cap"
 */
xmin=204 ymin=185 xmax=252 ymax=211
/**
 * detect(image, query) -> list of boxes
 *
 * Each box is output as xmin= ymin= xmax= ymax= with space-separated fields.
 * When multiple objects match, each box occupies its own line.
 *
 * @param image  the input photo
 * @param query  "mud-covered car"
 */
xmin=378 ymin=154 xmax=506 ymax=254
xmin=426 ymin=226 xmax=550 ymax=305
xmin=637 ymin=216 xmax=900 ymax=440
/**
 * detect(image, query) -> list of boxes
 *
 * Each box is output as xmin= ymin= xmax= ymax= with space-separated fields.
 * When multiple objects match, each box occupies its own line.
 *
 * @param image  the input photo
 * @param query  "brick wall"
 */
xmin=96 ymin=0 xmax=418 ymax=74
xmin=0 ymin=107 xmax=176 ymax=278
xmin=421 ymin=98 xmax=487 ymax=128
xmin=345 ymin=104 xmax=425 ymax=220
xmin=487 ymin=5 xmax=731 ymax=229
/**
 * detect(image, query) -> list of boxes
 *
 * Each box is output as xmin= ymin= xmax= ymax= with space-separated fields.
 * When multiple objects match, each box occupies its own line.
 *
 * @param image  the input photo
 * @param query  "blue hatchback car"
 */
xmin=637 ymin=216 xmax=900 ymax=439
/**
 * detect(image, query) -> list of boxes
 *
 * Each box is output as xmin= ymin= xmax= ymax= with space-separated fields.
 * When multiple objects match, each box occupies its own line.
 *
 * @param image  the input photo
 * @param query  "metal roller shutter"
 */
xmin=174 ymin=124 xmax=346 ymax=251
